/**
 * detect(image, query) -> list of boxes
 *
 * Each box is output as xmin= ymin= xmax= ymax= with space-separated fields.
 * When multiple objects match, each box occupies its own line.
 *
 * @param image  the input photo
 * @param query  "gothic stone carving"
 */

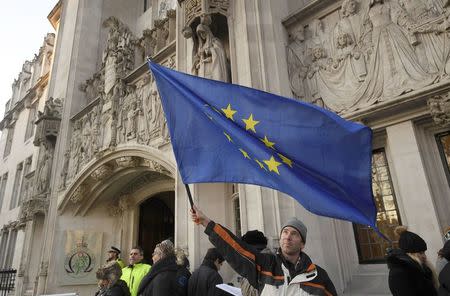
xmin=285 ymin=0 xmax=450 ymax=114
xmin=116 ymin=156 xmax=139 ymax=168
xmin=19 ymin=197 xmax=49 ymax=223
xmin=90 ymin=164 xmax=113 ymax=181
xmin=70 ymin=185 xmax=87 ymax=204
xmin=428 ymin=93 xmax=450 ymax=126
xmin=188 ymin=14 xmax=230 ymax=82
xmin=141 ymin=159 xmax=172 ymax=177
xmin=33 ymin=97 xmax=63 ymax=146
xmin=108 ymin=196 xmax=129 ymax=217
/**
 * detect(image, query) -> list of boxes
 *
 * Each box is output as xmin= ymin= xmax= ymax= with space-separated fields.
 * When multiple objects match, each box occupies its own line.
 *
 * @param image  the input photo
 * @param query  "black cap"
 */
xmin=396 ymin=227 xmax=427 ymax=253
xmin=242 ymin=230 xmax=268 ymax=249
xmin=109 ymin=246 xmax=121 ymax=254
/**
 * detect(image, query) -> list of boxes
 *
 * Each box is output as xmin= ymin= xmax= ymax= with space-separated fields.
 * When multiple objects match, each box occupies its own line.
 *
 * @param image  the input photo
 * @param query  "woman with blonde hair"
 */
xmin=387 ymin=226 xmax=438 ymax=296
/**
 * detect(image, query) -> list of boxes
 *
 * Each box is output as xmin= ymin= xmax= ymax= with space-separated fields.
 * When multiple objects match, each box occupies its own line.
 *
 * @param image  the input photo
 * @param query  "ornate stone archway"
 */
xmin=58 ymin=146 xmax=176 ymax=216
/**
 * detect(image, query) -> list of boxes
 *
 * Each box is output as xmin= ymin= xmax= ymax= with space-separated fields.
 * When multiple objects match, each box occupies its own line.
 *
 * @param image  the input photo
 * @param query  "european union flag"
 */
xmin=148 ymin=61 xmax=376 ymax=228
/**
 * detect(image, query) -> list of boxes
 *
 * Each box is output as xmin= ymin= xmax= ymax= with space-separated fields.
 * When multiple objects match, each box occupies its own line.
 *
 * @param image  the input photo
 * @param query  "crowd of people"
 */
xmin=94 ymin=206 xmax=450 ymax=296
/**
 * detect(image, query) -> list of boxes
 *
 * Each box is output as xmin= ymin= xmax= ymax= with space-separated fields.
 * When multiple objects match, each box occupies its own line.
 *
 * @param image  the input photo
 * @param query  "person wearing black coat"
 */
xmin=137 ymin=240 xmax=190 ymax=296
xmin=387 ymin=226 xmax=438 ymax=296
xmin=96 ymin=262 xmax=131 ymax=296
xmin=438 ymin=240 xmax=450 ymax=296
xmin=188 ymin=248 xmax=226 ymax=296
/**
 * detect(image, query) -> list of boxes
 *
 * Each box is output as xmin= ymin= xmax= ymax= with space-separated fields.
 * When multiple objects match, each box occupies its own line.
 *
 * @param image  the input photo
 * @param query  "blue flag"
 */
xmin=149 ymin=61 xmax=376 ymax=228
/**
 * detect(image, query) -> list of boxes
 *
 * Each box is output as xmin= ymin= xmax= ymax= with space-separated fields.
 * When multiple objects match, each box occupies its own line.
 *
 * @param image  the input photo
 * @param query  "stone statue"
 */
xmin=60 ymin=149 xmax=70 ymax=190
xmin=36 ymin=143 xmax=52 ymax=194
xmin=126 ymin=101 xmax=140 ymax=140
xmin=194 ymin=22 xmax=230 ymax=82
xmin=150 ymin=80 xmax=163 ymax=134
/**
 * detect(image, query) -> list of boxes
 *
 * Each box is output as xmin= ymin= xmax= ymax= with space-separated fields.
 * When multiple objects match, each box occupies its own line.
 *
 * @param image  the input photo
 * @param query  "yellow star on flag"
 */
xmin=277 ymin=153 xmax=293 ymax=168
xmin=255 ymin=159 xmax=267 ymax=170
xmin=264 ymin=156 xmax=282 ymax=175
xmin=239 ymin=148 xmax=250 ymax=159
xmin=242 ymin=114 xmax=260 ymax=133
xmin=221 ymin=104 xmax=237 ymax=121
xmin=264 ymin=156 xmax=281 ymax=175
xmin=224 ymin=132 xmax=233 ymax=142
xmin=260 ymin=135 xmax=276 ymax=149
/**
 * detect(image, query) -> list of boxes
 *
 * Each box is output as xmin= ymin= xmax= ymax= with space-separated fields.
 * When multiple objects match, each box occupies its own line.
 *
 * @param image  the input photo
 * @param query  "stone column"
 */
xmin=386 ymin=121 xmax=442 ymax=262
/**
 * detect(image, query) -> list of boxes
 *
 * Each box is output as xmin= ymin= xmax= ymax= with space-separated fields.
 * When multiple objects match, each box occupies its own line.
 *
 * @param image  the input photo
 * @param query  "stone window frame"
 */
xmin=230 ymin=184 xmax=241 ymax=237
xmin=3 ymin=125 xmax=15 ymax=157
xmin=0 ymin=230 xmax=9 ymax=268
xmin=435 ymin=131 xmax=450 ymax=185
xmin=3 ymin=229 xmax=18 ymax=268
xmin=353 ymin=148 xmax=402 ymax=264
xmin=9 ymin=162 xmax=24 ymax=210
xmin=0 ymin=173 xmax=8 ymax=213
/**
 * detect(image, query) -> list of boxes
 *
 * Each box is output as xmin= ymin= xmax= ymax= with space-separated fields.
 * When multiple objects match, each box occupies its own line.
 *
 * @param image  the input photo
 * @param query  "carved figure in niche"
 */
xmin=194 ymin=22 xmax=230 ymax=82
xmin=68 ymin=121 xmax=82 ymax=180
xmin=398 ymin=0 xmax=446 ymax=74
xmin=352 ymin=0 xmax=437 ymax=107
xmin=127 ymin=101 xmax=141 ymax=140
xmin=287 ymin=26 xmax=310 ymax=100
xmin=60 ymin=149 xmax=70 ymax=190
xmin=36 ymin=142 xmax=52 ymax=194
xmin=140 ymin=29 xmax=157 ymax=60
xmin=81 ymin=113 xmax=93 ymax=165
xmin=150 ymin=79 xmax=163 ymax=134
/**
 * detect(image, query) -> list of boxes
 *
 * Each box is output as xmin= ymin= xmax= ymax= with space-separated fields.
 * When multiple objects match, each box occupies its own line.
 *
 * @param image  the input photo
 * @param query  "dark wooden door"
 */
xmin=138 ymin=192 xmax=174 ymax=264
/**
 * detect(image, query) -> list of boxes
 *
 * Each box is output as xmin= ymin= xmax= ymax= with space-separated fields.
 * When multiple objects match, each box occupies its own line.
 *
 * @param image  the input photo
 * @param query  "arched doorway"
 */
xmin=138 ymin=191 xmax=174 ymax=264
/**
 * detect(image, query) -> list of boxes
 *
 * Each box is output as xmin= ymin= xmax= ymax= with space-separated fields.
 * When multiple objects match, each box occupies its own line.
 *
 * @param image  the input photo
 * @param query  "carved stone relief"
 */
xmin=19 ymin=197 xmax=49 ymax=223
xmin=70 ymin=185 xmax=87 ymax=204
xmin=90 ymin=164 xmax=113 ymax=181
xmin=108 ymin=195 xmax=129 ymax=217
xmin=285 ymin=0 xmax=450 ymax=114
xmin=116 ymin=156 xmax=139 ymax=168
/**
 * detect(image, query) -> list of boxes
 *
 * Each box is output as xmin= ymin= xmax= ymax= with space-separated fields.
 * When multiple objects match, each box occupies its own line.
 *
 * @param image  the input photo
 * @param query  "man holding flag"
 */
xmin=191 ymin=206 xmax=337 ymax=295
xmin=147 ymin=60 xmax=378 ymax=295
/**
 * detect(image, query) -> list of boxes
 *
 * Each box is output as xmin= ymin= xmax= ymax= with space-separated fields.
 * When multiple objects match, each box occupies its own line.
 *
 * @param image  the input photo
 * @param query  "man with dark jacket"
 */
xmin=188 ymin=248 xmax=226 ymax=296
xmin=191 ymin=206 xmax=337 ymax=296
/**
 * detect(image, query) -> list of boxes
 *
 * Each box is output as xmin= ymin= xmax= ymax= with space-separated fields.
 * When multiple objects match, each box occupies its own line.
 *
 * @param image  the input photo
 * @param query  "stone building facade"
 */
xmin=1 ymin=0 xmax=450 ymax=295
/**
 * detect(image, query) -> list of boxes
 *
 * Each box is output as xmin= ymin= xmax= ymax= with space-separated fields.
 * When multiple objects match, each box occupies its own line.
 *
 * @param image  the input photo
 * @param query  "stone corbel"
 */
xmin=428 ymin=93 xmax=450 ymax=127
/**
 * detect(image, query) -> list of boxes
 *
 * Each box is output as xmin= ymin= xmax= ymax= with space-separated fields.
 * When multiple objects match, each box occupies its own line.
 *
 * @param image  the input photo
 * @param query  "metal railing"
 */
xmin=0 ymin=269 xmax=16 ymax=296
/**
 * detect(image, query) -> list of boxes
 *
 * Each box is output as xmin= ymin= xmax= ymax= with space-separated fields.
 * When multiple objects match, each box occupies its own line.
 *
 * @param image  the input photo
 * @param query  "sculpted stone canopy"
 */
xmin=285 ymin=0 xmax=450 ymax=115
xmin=59 ymin=148 xmax=175 ymax=216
